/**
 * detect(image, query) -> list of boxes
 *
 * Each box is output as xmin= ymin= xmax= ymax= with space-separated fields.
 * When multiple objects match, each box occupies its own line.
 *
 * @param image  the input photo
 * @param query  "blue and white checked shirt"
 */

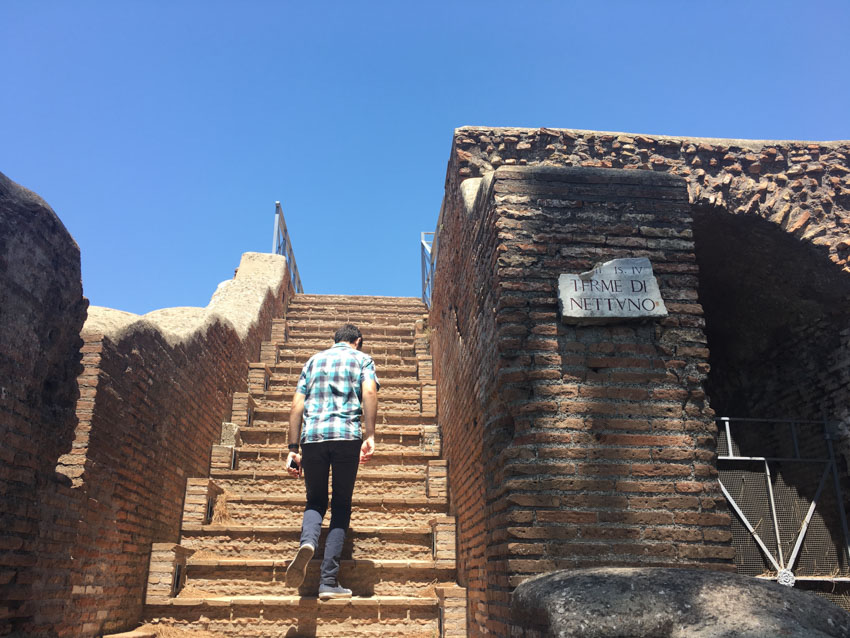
xmin=295 ymin=342 xmax=380 ymax=443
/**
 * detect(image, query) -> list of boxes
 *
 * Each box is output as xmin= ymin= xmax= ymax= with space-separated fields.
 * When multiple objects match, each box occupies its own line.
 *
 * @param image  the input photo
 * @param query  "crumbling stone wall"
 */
xmin=31 ymin=253 xmax=294 ymax=637
xmin=0 ymin=217 xmax=292 ymax=638
xmin=0 ymin=172 xmax=87 ymax=636
xmin=431 ymin=128 xmax=850 ymax=637
xmin=452 ymin=127 xmax=850 ymax=267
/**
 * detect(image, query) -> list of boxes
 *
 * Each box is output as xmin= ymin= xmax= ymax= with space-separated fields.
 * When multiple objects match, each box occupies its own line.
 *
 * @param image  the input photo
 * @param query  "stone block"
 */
xmin=145 ymin=544 xmax=194 ymax=602
xmin=181 ymin=479 xmax=223 ymax=527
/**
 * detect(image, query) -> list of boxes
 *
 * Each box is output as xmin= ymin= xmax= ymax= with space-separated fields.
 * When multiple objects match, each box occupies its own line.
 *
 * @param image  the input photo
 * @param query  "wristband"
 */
xmin=288 ymin=443 xmax=300 ymax=453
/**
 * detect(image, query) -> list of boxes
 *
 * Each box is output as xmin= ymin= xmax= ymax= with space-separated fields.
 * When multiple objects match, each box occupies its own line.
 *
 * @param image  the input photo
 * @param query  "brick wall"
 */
xmin=430 ymin=165 xmax=734 ymax=637
xmin=431 ymin=127 xmax=850 ymax=636
xmin=0 ymin=173 xmax=87 ymax=636
xmin=451 ymin=128 xmax=850 ymax=446
xmin=24 ymin=253 xmax=292 ymax=637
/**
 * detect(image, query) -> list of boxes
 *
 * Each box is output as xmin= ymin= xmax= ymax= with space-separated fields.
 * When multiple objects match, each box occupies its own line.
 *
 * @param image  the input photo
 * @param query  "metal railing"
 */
xmin=421 ymin=231 xmax=435 ymax=307
xmin=716 ymin=416 xmax=850 ymax=588
xmin=421 ymin=200 xmax=444 ymax=308
xmin=272 ymin=201 xmax=304 ymax=294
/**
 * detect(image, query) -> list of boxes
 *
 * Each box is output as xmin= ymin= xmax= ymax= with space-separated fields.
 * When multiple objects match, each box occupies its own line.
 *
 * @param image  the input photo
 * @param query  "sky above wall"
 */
xmin=2 ymin=1 xmax=849 ymax=315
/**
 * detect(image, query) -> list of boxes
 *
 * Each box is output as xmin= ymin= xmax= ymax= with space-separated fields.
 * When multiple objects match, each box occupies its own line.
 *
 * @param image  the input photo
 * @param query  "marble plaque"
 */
xmin=558 ymin=258 xmax=668 ymax=325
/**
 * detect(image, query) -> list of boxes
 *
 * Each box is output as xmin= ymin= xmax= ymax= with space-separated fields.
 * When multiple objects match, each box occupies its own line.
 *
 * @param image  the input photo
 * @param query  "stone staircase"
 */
xmin=112 ymin=295 xmax=466 ymax=637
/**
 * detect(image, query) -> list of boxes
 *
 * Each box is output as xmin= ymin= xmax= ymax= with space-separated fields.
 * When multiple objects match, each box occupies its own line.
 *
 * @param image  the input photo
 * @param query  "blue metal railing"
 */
xmin=421 ymin=231 xmax=435 ymax=307
xmin=273 ymin=201 xmax=304 ymax=294
xmin=421 ymin=200 xmax=444 ymax=308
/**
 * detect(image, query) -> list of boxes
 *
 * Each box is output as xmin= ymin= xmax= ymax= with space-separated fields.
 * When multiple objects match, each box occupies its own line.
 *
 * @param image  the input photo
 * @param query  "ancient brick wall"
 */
xmin=432 ymin=127 xmax=850 ymax=636
xmin=451 ymin=127 xmax=850 ymax=435
xmin=0 ymin=173 xmax=87 ymax=636
xmin=23 ymin=253 xmax=291 ymax=637
xmin=430 ymin=165 xmax=734 ymax=637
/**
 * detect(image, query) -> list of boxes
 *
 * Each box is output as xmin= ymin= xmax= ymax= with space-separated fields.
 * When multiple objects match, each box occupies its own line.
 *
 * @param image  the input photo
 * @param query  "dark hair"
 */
xmin=334 ymin=323 xmax=362 ymax=344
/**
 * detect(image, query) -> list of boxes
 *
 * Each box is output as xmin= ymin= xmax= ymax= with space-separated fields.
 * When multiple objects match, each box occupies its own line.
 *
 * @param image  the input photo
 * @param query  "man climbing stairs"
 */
xmin=111 ymin=294 xmax=466 ymax=637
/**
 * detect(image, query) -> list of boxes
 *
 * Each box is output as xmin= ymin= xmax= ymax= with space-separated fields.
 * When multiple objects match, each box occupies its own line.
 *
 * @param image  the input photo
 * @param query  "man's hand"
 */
xmin=285 ymin=451 xmax=302 ymax=478
xmin=360 ymin=378 xmax=377 ymax=464
xmin=360 ymin=435 xmax=375 ymax=464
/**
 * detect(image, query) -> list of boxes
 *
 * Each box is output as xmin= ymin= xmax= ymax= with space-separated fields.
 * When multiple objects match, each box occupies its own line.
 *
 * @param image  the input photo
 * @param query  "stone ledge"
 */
xmin=456 ymin=125 xmax=850 ymax=148
xmin=82 ymin=252 xmax=288 ymax=347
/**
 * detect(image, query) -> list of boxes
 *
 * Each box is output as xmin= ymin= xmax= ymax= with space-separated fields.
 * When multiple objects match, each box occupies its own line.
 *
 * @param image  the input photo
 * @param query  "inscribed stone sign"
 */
xmin=558 ymin=257 xmax=667 ymax=325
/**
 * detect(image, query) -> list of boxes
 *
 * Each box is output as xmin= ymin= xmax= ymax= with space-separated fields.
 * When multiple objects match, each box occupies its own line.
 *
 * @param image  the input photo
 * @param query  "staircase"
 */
xmin=115 ymin=295 xmax=466 ymax=637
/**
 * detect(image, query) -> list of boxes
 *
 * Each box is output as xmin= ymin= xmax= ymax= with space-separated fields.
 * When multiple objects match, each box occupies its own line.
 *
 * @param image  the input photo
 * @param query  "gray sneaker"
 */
xmin=318 ymin=584 xmax=353 ymax=600
xmin=285 ymin=543 xmax=314 ymax=588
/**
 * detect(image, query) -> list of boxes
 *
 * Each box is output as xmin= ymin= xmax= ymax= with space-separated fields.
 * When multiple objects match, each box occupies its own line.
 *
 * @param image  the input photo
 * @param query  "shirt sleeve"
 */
xmin=360 ymin=357 xmax=380 ymax=390
xmin=295 ymin=362 xmax=310 ymax=395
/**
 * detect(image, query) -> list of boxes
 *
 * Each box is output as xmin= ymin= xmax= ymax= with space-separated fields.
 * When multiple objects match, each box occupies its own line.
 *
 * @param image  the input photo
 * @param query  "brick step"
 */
xmin=279 ymin=316 xmax=422 ymax=329
xmin=289 ymin=294 xmax=426 ymax=309
xmin=233 ymin=447 xmax=438 ymax=472
xmin=255 ymin=385 xmax=422 ymax=402
xmin=283 ymin=324 xmax=416 ymax=338
xmin=284 ymin=302 xmax=425 ymax=317
xmin=220 ymin=495 xmax=448 ymax=526
xmin=236 ymin=424 xmax=437 ymax=448
xmin=182 ymin=558 xmax=456 ymax=598
xmin=268 ymin=347 xmax=418 ymax=367
xmin=277 ymin=341 xmax=416 ymax=359
xmin=210 ymin=472 xmax=426 ymax=499
xmin=249 ymin=413 xmax=435 ymax=430
xmin=261 ymin=380 xmax=425 ymax=400
xmin=252 ymin=395 xmax=422 ymax=414
xmin=249 ymin=408 xmax=426 ymax=429
xmin=268 ymin=362 xmax=420 ymax=381
xmin=180 ymin=524 xmax=434 ymax=560
xmin=266 ymin=374 xmax=424 ymax=389
xmin=103 ymin=631 xmax=156 ymax=638
xmin=141 ymin=595 xmax=439 ymax=637
xmin=280 ymin=316 xmax=419 ymax=331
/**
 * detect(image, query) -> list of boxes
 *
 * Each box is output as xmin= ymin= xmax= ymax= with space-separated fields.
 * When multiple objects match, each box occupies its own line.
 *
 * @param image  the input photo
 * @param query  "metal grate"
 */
xmin=717 ymin=417 xmax=850 ymax=592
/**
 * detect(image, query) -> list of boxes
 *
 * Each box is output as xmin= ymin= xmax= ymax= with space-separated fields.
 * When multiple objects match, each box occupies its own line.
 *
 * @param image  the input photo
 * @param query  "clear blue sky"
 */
xmin=2 ymin=1 xmax=848 ymax=315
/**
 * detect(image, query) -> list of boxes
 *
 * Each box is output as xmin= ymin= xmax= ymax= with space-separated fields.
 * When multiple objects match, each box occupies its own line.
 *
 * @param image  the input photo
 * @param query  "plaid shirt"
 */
xmin=295 ymin=342 xmax=380 ymax=443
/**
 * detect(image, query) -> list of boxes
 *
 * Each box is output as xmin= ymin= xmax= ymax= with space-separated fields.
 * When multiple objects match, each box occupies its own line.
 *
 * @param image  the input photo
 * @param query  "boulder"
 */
xmin=512 ymin=567 xmax=850 ymax=637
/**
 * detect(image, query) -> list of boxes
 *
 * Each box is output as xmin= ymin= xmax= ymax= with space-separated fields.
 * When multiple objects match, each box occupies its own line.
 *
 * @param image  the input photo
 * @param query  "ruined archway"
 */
xmin=694 ymin=206 xmax=850 ymax=605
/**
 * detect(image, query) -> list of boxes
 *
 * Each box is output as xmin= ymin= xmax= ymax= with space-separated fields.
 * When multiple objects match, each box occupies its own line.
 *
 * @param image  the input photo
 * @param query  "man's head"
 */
xmin=334 ymin=323 xmax=363 ymax=349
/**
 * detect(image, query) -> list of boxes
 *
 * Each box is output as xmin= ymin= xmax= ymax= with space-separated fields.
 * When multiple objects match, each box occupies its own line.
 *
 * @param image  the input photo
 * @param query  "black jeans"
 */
xmin=299 ymin=439 xmax=361 ymax=586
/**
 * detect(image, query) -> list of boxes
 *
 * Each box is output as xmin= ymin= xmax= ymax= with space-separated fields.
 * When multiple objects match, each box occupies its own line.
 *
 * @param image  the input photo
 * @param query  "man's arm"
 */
xmin=286 ymin=392 xmax=306 ymax=477
xmin=360 ymin=379 xmax=378 ymax=463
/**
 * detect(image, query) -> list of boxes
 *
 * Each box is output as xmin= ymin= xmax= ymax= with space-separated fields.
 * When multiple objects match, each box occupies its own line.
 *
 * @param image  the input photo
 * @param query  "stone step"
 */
xmin=289 ymin=293 xmax=426 ymax=309
xmin=275 ymin=340 xmax=416 ymax=358
xmin=284 ymin=304 xmax=425 ymax=319
xmin=182 ymin=558 xmax=456 ymax=598
xmin=266 ymin=374 xmax=424 ymax=389
xmin=142 ymin=595 xmax=439 ymax=637
xmin=220 ymin=494 xmax=448 ymax=526
xmin=261 ymin=381 xmax=425 ymax=402
xmin=180 ymin=524 xmax=434 ymax=560
xmin=249 ymin=408 xmax=427 ymax=429
xmin=282 ymin=320 xmax=421 ymax=336
xmin=269 ymin=347 xmax=418 ymax=367
xmin=268 ymin=360 xmax=419 ymax=379
xmin=210 ymin=470 xmax=427 ymax=499
xmin=233 ymin=447 xmax=438 ymax=472
xmin=236 ymin=424 xmax=435 ymax=447
xmin=103 ymin=631 xmax=156 ymax=638
xmin=249 ymin=412 xmax=434 ymax=430
xmin=256 ymin=384 xmax=423 ymax=401
xmin=252 ymin=394 xmax=422 ymax=414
